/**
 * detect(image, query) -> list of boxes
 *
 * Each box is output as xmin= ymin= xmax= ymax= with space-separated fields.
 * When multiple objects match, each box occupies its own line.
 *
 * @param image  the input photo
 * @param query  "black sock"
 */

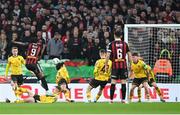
xmin=40 ymin=77 xmax=49 ymax=91
xmin=121 ymin=84 xmax=126 ymax=100
xmin=110 ymin=84 xmax=115 ymax=100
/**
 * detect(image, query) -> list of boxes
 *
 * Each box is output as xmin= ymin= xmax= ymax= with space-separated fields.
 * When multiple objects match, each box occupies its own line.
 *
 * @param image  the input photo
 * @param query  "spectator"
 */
xmin=9 ymin=32 xmax=23 ymax=56
xmin=20 ymin=30 xmax=32 ymax=57
xmin=47 ymin=32 xmax=63 ymax=59
xmin=0 ymin=32 xmax=7 ymax=60
xmin=61 ymin=31 xmax=70 ymax=59
xmin=68 ymin=27 xmax=82 ymax=59
xmin=0 ymin=0 xmax=178 ymax=61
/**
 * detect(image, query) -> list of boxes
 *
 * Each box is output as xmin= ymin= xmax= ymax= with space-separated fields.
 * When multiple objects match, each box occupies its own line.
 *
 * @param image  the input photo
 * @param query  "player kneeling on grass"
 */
xmin=86 ymin=49 xmax=112 ymax=102
xmin=6 ymin=87 xmax=57 ymax=103
xmin=137 ymin=65 xmax=165 ymax=102
xmin=53 ymin=62 xmax=74 ymax=102
xmin=129 ymin=52 xmax=150 ymax=102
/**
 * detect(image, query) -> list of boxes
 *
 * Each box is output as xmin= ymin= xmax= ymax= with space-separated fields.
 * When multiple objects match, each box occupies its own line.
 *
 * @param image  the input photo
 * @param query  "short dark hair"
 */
xmin=99 ymin=49 xmax=106 ymax=54
xmin=56 ymin=62 xmax=64 ymax=70
xmin=54 ymin=32 xmax=59 ymax=35
xmin=12 ymin=47 xmax=18 ymax=50
xmin=114 ymin=31 xmax=123 ymax=38
xmin=55 ymin=86 xmax=61 ymax=91
xmin=30 ymin=38 xmax=38 ymax=43
xmin=132 ymin=52 xmax=139 ymax=56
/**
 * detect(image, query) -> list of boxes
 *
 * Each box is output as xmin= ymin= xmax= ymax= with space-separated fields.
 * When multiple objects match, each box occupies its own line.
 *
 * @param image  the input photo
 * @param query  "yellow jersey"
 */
xmin=56 ymin=65 xmax=70 ymax=84
xmin=131 ymin=60 xmax=148 ymax=78
xmin=39 ymin=95 xmax=57 ymax=103
xmin=147 ymin=65 xmax=155 ymax=79
xmin=15 ymin=88 xmax=57 ymax=103
xmin=5 ymin=55 xmax=25 ymax=76
xmin=94 ymin=59 xmax=112 ymax=81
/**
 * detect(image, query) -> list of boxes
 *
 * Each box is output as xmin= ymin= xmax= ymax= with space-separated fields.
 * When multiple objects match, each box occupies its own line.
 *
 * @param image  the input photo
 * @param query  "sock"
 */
xmin=64 ymin=90 xmax=71 ymax=101
xmin=137 ymin=88 xmax=141 ymax=100
xmin=129 ymin=89 xmax=134 ymax=100
xmin=110 ymin=84 xmax=115 ymax=100
xmin=145 ymin=88 xmax=150 ymax=99
xmin=40 ymin=77 xmax=49 ymax=91
xmin=15 ymin=100 xmax=25 ymax=103
xmin=121 ymin=84 xmax=126 ymax=100
xmin=155 ymin=87 xmax=163 ymax=98
xmin=14 ymin=86 xmax=21 ymax=99
xmin=96 ymin=94 xmax=101 ymax=101
xmin=86 ymin=90 xmax=91 ymax=101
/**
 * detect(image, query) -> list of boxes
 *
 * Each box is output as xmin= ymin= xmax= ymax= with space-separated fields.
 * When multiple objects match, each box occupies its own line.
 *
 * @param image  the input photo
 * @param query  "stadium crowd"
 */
xmin=0 ymin=0 xmax=179 ymax=65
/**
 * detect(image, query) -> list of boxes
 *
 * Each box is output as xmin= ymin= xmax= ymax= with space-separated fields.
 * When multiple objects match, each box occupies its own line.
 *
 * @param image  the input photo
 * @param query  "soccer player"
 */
xmin=25 ymin=38 xmax=51 ymax=95
xmin=53 ymin=62 xmax=74 ymax=102
xmin=5 ymin=47 xmax=25 ymax=99
xmin=86 ymin=49 xmax=112 ymax=102
xmin=137 ymin=65 xmax=165 ymax=102
xmin=129 ymin=52 xmax=150 ymax=102
xmin=6 ymin=87 xmax=57 ymax=103
xmin=105 ymin=31 xmax=132 ymax=103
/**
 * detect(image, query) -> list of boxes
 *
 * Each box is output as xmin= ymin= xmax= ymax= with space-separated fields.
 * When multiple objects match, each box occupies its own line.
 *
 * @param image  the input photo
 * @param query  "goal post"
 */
xmin=124 ymin=24 xmax=180 ymax=83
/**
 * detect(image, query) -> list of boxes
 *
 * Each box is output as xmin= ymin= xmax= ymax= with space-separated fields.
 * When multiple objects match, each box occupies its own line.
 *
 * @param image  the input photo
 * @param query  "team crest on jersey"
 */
xmin=116 ymin=43 xmax=122 ymax=47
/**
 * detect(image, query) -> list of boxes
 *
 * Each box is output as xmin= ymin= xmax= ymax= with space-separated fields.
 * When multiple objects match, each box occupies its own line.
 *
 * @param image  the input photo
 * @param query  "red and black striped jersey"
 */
xmin=26 ymin=43 xmax=42 ymax=64
xmin=107 ymin=40 xmax=130 ymax=69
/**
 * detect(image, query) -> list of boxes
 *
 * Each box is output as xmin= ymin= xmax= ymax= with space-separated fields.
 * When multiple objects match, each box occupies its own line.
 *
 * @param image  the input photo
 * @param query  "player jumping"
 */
xmin=25 ymin=38 xmax=51 ymax=95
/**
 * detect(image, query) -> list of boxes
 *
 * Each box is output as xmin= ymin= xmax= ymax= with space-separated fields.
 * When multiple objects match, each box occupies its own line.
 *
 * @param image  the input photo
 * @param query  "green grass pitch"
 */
xmin=0 ymin=102 xmax=180 ymax=114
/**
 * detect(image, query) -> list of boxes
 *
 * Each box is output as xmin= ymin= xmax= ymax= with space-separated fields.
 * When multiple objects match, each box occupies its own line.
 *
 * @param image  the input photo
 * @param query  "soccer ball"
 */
xmin=52 ymin=58 xmax=60 ymax=64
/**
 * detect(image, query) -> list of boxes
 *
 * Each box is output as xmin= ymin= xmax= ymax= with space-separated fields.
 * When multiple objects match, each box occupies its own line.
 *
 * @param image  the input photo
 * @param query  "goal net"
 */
xmin=124 ymin=24 xmax=180 ymax=83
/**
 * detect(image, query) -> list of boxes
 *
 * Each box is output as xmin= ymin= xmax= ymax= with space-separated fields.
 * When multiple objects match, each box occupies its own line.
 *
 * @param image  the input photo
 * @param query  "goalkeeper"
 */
xmin=53 ymin=62 xmax=74 ymax=102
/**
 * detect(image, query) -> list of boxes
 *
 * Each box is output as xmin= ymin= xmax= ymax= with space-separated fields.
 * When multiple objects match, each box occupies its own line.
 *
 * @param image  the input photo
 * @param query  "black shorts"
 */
xmin=111 ymin=69 xmax=128 ymax=80
xmin=11 ymin=75 xmax=23 ymax=86
xmin=148 ymin=78 xmax=155 ymax=87
xmin=89 ymin=79 xmax=108 ymax=89
xmin=33 ymin=94 xmax=40 ymax=103
xmin=57 ymin=78 xmax=69 ymax=90
xmin=25 ymin=63 xmax=43 ymax=79
xmin=132 ymin=77 xmax=148 ymax=87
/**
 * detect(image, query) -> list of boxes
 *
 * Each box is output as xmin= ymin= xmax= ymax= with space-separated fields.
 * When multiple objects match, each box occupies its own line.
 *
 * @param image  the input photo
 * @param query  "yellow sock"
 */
xmin=145 ymin=88 xmax=150 ymax=99
xmin=129 ymin=90 xmax=133 ymax=100
xmin=14 ymin=87 xmax=21 ymax=99
xmin=137 ymin=88 xmax=141 ymax=100
xmin=64 ymin=90 xmax=71 ymax=101
xmin=155 ymin=87 xmax=165 ymax=101
xmin=14 ymin=100 xmax=25 ymax=103
xmin=155 ymin=87 xmax=162 ymax=97
xmin=96 ymin=94 xmax=101 ymax=101
xmin=86 ymin=91 xmax=91 ymax=100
